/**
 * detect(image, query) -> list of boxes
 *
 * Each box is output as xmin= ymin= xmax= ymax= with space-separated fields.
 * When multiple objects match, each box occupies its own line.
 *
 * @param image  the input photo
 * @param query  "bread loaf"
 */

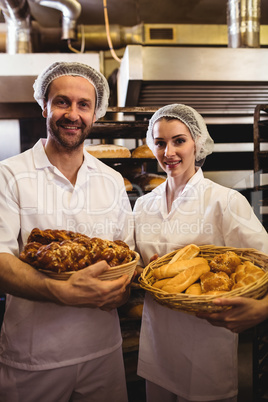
xmin=85 ymin=144 xmax=131 ymax=158
xmin=124 ymin=177 xmax=133 ymax=191
xmin=232 ymin=261 xmax=265 ymax=289
xmin=126 ymin=304 xmax=143 ymax=318
xmin=161 ymin=262 xmax=210 ymax=293
xmin=133 ymin=173 xmax=166 ymax=191
xmin=168 ymin=244 xmax=200 ymax=265
xmin=153 ymin=257 xmax=208 ymax=279
xmin=200 ymin=271 xmax=234 ymax=293
xmin=20 ymin=228 xmax=136 ymax=273
xmin=131 ymin=144 xmax=155 ymax=159
xmin=210 ymin=251 xmax=241 ymax=276
xmin=185 ymin=283 xmax=202 ymax=295
xmin=152 ymin=278 xmax=171 ymax=289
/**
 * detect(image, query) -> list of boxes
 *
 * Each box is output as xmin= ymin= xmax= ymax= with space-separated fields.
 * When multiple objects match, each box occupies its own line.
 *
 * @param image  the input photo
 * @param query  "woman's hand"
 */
xmin=197 ymin=295 xmax=268 ymax=333
xmin=150 ymin=254 xmax=159 ymax=263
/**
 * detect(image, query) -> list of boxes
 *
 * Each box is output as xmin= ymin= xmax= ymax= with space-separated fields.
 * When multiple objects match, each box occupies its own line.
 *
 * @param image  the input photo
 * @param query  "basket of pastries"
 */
xmin=139 ymin=244 xmax=268 ymax=314
xmin=20 ymin=228 xmax=139 ymax=281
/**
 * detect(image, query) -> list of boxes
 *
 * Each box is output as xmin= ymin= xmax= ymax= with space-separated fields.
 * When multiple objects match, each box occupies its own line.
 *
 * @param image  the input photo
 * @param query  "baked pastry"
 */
xmin=185 ymin=283 xmax=202 ymax=295
xmin=20 ymin=228 xmax=136 ymax=273
xmin=27 ymin=228 xmax=83 ymax=245
xmin=161 ymin=261 xmax=210 ymax=294
xmin=131 ymin=144 xmax=155 ymax=159
xmin=133 ymin=173 xmax=166 ymax=191
xmin=232 ymin=261 xmax=265 ymax=289
xmin=124 ymin=177 xmax=133 ymax=192
xmin=85 ymin=144 xmax=131 ymax=158
xmin=153 ymin=257 xmax=208 ymax=279
xmin=152 ymin=278 xmax=171 ymax=289
xmin=200 ymin=271 xmax=234 ymax=293
xmin=209 ymin=251 xmax=241 ymax=276
xmin=168 ymin=244 xmax=200 ymax=265
xmin=118 ymin=291 xmax=144 ymax=319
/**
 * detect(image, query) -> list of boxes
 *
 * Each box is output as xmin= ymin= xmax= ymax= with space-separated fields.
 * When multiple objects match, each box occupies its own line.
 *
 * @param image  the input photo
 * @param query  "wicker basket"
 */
xmin=39 ymin=251 xmax=140 ymax=281
xmin=139 ymin=245 xmax=268 ymax=314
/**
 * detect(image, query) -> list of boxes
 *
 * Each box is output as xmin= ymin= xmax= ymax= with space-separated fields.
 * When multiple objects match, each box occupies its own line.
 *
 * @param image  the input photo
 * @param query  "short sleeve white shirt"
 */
xmin=0 ymin=139 xmax=134 ymax=370
xmin=134 ymin=168 xmax=268 ymax=400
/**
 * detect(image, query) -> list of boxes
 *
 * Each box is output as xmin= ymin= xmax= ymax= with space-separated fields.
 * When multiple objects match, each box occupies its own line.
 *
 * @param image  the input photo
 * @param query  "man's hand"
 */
xmin=197 ymin=295 xmax=268 ymax=333
xmin=47 ymin=260 xmax=131 ymax=309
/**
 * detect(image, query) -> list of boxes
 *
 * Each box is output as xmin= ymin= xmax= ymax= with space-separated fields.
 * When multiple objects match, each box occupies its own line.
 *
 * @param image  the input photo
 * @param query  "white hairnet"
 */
xmin=33 ymin=61 xmax=110 ymax=120
xmin=146 ymin=103 xmax=214 ymax=162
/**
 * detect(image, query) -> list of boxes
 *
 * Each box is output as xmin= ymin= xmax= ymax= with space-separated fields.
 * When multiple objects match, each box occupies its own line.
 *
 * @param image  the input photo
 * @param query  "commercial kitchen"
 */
xmin=0 ymin=1 xmax=267 ymax=401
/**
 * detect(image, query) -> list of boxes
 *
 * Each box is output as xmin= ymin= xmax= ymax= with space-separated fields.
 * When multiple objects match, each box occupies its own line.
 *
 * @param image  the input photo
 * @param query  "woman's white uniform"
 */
xmin=134 ymin=168 xmax=268 ymax=401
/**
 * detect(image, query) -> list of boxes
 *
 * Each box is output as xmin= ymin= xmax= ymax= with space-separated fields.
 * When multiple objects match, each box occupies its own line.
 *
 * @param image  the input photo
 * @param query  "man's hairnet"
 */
xmin=146 ymin=103 xmax=214 ymax=162
xmin=33 ymin=61 xmax=110 ymax=120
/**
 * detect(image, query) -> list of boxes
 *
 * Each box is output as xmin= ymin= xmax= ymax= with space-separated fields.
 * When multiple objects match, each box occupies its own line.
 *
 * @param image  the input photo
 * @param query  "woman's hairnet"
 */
xmin=146 ymin=103 xmax=214 ymax=162
xmin=33 ymin=61 xmax=110 ymax=120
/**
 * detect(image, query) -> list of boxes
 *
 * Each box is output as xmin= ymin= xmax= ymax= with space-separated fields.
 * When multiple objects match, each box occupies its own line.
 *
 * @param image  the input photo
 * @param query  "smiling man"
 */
xmin=44 ymin=76 xmax=96 ymax=150
xmin=0 ymin=62 xmax=134 ymax=402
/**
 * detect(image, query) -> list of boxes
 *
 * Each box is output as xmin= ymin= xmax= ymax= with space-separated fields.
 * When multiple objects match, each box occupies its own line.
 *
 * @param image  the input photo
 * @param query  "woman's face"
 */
xmin=152 ymin=118 xmax=196 ymax=180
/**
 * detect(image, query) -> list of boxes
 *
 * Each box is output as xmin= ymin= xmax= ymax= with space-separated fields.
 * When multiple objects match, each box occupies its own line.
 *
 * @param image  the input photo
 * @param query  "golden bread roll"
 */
xmin=168 ymin=244 xmax=200 ymax=265
xmin=200 ymin=271 xmax=234 ymax=293
xmin=133 ymin=173 xmax=166 ymax=191
xmin=152 ymin=278 xmax=171 ymax=289
xmin=232 ymin=261 xmax=265 ymax=289
xmin=132 ymin=144 xmax=155 ymax=159
xmin=126 ymin=304 xmax=143 ymax=319
xmin=161 ymin=262 xmax=210 ymax=294
xmin=153 ymin=257 xmax=208 ymax=279
xmin=185 ymin=283 xmax=202 ymax=295
xmin=85 ymin=144 xmax=131 ymax=158
xmin=20 ymin=228 xmax=136 ymax=273
xmin=123 ymin=177 xmax=133 ymax=191
xmin=210 ymin=251 xmax=241 ymax=276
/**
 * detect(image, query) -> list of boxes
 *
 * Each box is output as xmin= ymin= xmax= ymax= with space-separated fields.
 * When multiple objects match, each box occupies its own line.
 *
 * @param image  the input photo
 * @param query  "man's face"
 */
xmin=43 ymin=75 xmax=97 ymax=150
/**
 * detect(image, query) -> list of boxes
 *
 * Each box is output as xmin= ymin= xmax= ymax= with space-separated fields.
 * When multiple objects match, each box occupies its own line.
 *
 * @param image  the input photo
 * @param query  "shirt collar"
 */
xmin=33 ymin=138 xmax=99 ymax=172
xmin=151 ymin=167 xmax=204 ymax=197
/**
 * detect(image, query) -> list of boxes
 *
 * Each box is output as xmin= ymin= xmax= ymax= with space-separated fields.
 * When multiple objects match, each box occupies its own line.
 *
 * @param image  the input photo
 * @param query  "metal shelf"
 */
xmin=253 ymin=104 xmax=268 ymax=230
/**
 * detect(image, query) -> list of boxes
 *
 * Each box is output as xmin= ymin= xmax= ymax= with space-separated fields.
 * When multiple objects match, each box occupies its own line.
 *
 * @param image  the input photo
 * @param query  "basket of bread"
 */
xmin=139 ymin=244 xmax=268 ymax=313
xmin=20 ymin=228 xmax=139 ymax=281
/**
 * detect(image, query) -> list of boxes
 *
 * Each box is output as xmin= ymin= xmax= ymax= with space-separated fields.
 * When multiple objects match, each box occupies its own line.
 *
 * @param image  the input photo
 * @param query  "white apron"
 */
xmin=134 ymin=168 xmax=268 ymax=400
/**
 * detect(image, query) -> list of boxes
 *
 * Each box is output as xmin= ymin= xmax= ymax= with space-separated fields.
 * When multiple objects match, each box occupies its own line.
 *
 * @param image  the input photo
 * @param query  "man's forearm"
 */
xmin=0 ymin=252 xmax=58 ymax=302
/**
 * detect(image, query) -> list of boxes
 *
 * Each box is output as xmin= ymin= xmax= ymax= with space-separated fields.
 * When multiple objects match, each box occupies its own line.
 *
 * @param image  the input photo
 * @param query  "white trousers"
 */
xmin=0 ymin=348 xmax=128 ymax=402
xmin=146 ymin=380 xmax=237 ymax=402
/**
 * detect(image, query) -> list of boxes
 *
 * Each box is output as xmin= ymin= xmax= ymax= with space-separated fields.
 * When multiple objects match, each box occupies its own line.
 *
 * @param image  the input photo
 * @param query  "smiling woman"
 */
xmin=133 ymin=103 xmax=268 ymax=402
xmin=152 ymin=119 xmax=196 ymax=178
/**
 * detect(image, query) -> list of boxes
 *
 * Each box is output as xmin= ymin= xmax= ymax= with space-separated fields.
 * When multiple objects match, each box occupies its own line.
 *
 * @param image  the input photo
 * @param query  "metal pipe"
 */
xmin=0 ymin=0 xmax=32 ymax=53
xmin=33 ymin=0 xmax=81 ymax=40
xmin=241 ymin=0 xmax=260 ymax=47
xmin=227 ymin=0 xmax=261 ymax=48
xmin=227 ymin=0 xmax=241 ymax=48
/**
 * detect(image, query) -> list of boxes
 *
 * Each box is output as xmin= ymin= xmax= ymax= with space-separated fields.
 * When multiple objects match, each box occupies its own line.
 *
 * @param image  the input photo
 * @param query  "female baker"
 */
xmin=133 ymin=104 xmax=268 ymax=402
